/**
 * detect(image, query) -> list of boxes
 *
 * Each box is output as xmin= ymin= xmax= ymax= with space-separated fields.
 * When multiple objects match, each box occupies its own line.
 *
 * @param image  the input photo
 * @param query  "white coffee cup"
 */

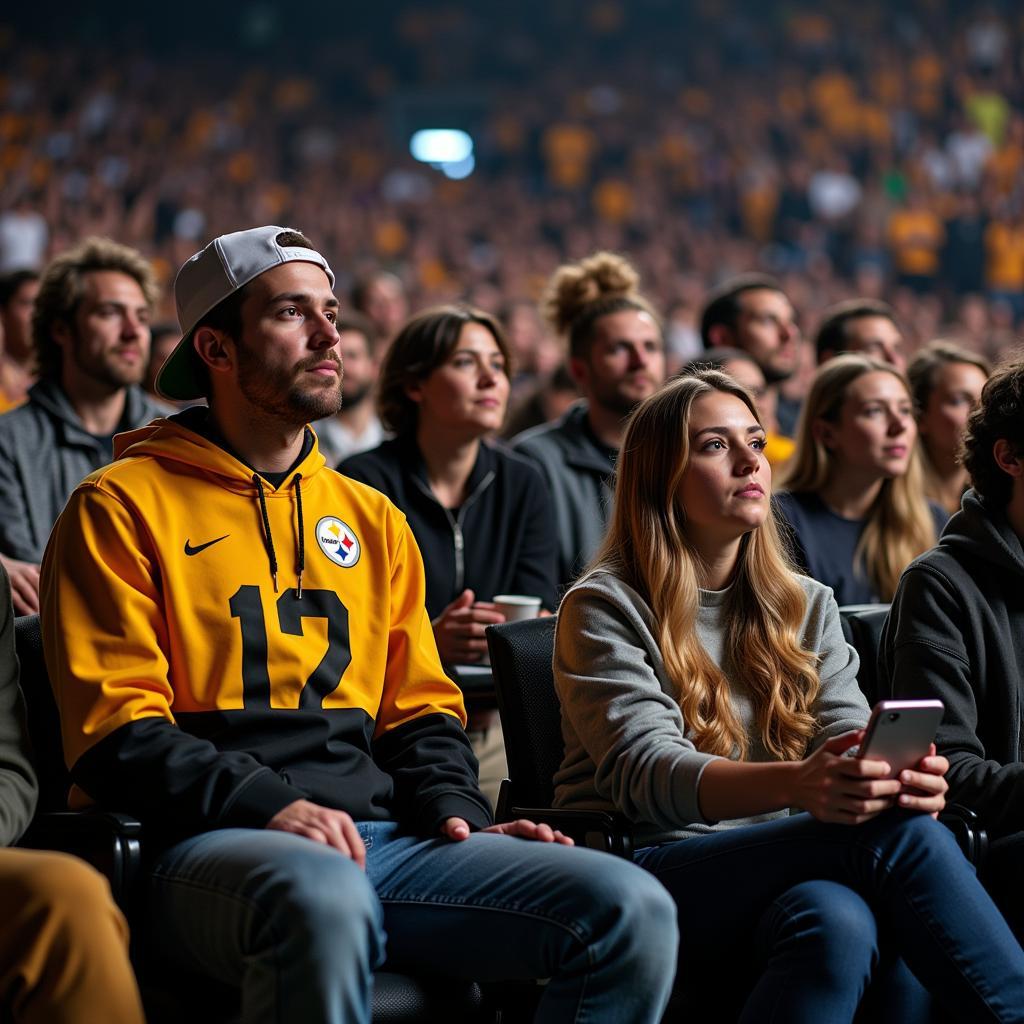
xmin=492 ymin=594 xmax=543 ymax=622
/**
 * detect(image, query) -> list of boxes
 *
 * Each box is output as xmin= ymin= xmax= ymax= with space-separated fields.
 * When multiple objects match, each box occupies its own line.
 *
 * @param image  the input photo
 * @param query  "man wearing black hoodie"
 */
xmin=881 ymin=357 xmax=1024 ymax=940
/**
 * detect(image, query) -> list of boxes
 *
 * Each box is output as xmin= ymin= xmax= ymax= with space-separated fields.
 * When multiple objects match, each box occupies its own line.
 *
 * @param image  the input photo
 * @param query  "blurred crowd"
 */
xmin=0 ymin=0 xmax=1022 ymax=391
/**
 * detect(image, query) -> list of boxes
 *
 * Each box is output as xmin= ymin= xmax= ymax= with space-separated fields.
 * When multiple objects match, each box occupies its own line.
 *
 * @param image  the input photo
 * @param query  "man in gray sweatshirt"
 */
xmin=0 ymin=238 xmax=163 ymax=614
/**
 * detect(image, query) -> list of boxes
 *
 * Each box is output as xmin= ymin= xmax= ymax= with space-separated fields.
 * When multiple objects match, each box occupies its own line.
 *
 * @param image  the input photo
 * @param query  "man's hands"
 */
xmin=267 ymin=799 xmax=366 ymax=867
xmin=442 ymin=817 xmax=574 ymax=845
xmin=792 ymin=731 xmax=948 ymax=824
xmin=432 ymin=589 xmax=505 ymax=663
xmin=266 ymin=802 xmax=573 ymax=865
xmin=1 ymin=554 xmax=39 ymax=614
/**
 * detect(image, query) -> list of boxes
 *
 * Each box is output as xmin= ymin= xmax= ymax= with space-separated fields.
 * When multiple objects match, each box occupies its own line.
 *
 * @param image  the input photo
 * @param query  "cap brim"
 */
xmin=155 ymin=330 xmax=204 ymax=401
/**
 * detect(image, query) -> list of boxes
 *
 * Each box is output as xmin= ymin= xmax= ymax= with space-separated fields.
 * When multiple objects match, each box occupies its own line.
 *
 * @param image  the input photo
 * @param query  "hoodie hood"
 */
xmin=112 ymin=408 xmax=327 ymax=595
xmin=30 ymin=378 xmax=162 ymax=450
xmin=112 ymin=408 xmax=326 ymax=493
xmin=938 ymin=488 xmax=1024 ymax=580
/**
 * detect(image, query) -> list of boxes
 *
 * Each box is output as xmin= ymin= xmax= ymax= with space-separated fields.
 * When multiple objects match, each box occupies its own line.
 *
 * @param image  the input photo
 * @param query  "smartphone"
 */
xmin=857 ymin=700 xmax=944 ymax=779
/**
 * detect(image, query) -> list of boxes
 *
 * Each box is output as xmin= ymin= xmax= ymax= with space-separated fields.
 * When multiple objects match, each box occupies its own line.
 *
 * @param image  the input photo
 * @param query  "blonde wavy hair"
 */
xmin=907 ymin=340 xmax=991 ymax=511
xmin=779 ymin=354 xmax=936 ymax=601
xmin=589 ymin=371 xmax=821 ymax=761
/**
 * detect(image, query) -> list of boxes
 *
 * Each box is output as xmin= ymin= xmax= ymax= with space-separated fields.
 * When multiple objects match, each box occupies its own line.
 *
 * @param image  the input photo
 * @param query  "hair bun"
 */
xmin=542 ymin=251 xmax=640 ymax=335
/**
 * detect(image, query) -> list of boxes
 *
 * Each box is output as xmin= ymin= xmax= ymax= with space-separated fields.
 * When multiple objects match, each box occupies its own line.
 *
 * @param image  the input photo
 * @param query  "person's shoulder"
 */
xmin=563 ymin=568 xmax=649 ymax=615
xmin=339 ymin=437 xmax=400 ymax=472
xmin=559 ymin=569 xmax=659 ymax=643
xmin=322 ymin=462 xmax=403 ymax=513
xmin=897 ymin=544 xmax=961 ymax=596
xmin=0 ymin=392 xmax=44 ymax=434
xmin=337 ymin=438 xmax=407 ymax=491
xmin=485 ymin=439 xmax=549 ymax=486
xmin=792 ymin=571 xmax=838 ymax=609
xmin=131 ymin=388 xmax=169 ymax=426
xmin=511 ymin=402 xmax=586 ymax=454
xmin=773 ymin=489 xmax=818 ymax=518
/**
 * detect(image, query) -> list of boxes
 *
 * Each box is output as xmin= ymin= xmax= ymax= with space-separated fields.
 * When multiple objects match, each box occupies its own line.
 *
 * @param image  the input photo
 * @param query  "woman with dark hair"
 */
xmin=554 ymin=369 xmax=1024 ymax=1021
xmin=340 ymin=306 xmax=557 ymax=803
xmin=907 ymin=340 xmax=990 ymax=515
xmin=775 ymin=354 xmax=945 ymax=604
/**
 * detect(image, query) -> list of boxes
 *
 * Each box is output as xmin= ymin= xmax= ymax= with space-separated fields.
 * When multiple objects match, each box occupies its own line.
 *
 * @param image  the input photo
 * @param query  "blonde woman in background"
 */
xmin=553 ymin=369 xmax=1024 ymax=1022
xmin=907 ymin=341 xmax=990 ymax=516
xmin=775 ymin=354 xmax=945 ymax=604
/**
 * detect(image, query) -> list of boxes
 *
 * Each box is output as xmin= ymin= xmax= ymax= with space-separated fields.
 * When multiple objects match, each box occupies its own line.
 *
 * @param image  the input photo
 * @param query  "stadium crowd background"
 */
xmin=0 ymin=0 xmax=1021 ymax=383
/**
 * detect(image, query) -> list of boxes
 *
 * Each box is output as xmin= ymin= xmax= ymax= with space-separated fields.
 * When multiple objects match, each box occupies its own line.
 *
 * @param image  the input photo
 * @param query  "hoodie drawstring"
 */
xmin=253 ymin=476 xmax=280 ymax=593
xmin=253 ymin=473 xmax=305 ymax=598
xmin=294 ymin=474 xmax=305 ymax=599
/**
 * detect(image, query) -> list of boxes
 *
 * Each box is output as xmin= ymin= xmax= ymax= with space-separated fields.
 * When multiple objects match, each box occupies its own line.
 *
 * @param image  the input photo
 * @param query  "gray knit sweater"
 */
xmin=553 ymin=570 xmax=869 ymax=846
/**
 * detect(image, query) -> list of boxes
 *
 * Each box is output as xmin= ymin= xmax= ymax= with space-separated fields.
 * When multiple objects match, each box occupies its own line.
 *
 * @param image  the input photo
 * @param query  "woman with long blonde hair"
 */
xmin=554 ymin=370 xmax=1024 ymax=1022
xmin=907 ymin=340 xmax=990 ymax=515
xmin=776 ymin=354 xmax=944 ymax=604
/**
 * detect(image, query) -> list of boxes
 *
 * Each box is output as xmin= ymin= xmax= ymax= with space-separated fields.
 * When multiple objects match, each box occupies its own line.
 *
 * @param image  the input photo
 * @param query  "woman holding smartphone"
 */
xmin=554 ymin=370 xmax=1024 ymax=1022
xmin=775 ymin=354 xmax=945 ymax=604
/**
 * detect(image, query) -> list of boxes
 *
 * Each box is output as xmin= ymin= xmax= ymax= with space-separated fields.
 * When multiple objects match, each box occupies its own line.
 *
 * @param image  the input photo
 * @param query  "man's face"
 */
xmin=233 ymin=262 xmax=342 ymax=425
xmin=60 ymin=270 xmax=151 ymax=392
xmin=364 ymin=276 xmax=407 ymax=340
xmin=839 ymin=315 xmax=906 ymax=371
xmin=338 ymin=329 xmax=376 ymax=411
xmin=1 ymin=277 xmax=39 ymax=363
xmin=732 ymin=289 xmax=800 ymax=383
xmin=573 ymin=309 xmax=666 ymax=417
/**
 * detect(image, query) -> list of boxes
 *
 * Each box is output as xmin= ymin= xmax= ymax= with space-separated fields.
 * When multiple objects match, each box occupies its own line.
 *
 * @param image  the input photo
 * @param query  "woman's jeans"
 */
xmin=145 ymin=821 xmax=679 ymax=1024
xmin=634 ymin=809 xmax=1024 ymax=1023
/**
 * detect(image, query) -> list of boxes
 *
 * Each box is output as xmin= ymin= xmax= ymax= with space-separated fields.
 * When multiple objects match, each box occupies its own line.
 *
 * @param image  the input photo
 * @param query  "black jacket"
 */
xmin=340 ymin=436 xmax=558 ymax=618
xmin=880 ymin=489 xmax=1024 ymax=837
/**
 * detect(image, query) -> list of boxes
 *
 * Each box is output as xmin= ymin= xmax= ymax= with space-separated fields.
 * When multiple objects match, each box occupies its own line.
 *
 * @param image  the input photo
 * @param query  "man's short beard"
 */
xmin=762 ymin=363 xmax=794 ymax=385
xmin=236 ymin=351 xmax=343 ymax=426
xmin=599 ymin=392 xmax=646 ymax=419
xmin=69 ymin=330 xmax=145 ymax=392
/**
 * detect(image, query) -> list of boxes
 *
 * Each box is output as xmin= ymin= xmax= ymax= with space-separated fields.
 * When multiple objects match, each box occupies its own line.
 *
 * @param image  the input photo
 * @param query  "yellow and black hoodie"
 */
xmin=40 ymin=409 xmax=491 ymax=843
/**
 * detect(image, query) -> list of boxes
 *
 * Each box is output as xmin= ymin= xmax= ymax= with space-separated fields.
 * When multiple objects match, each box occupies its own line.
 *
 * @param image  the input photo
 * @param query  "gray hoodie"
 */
xmin=881 ymin=489 xmax=1024 ymax=838
xmin=0 ymin=379 xmax=163 ymax=562
xmin=512 ymin=402 xmax=615 ymax=592
xmin=553 ymin=570 xmax=869 ymax=846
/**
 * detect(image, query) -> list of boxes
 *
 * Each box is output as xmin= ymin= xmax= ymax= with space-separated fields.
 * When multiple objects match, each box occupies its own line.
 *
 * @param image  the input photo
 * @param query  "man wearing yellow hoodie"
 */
xmin=40 ymin=226 xmax=678 ymax=1024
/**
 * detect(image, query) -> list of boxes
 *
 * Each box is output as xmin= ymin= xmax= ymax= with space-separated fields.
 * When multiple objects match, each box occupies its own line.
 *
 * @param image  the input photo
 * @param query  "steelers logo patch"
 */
xmin=316 ymin=516 xmax=361 ymax=568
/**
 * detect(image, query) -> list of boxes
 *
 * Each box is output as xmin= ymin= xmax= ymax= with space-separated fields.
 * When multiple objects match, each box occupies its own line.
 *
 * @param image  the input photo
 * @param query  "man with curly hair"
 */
xmin=0 ymin=238 xmax=163 ymax=614
xmin=881 ymin=356 xmax=1024 ymax=940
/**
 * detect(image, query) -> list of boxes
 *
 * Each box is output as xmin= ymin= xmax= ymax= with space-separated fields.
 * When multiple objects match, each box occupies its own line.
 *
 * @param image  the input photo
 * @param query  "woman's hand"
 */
xmin=432 ymin=589 xmax=506 ymax=663
xmin=896 ymin=744 xmax=948 ymax=819
xmin=791 ymin=730 xmax=902 ymax=825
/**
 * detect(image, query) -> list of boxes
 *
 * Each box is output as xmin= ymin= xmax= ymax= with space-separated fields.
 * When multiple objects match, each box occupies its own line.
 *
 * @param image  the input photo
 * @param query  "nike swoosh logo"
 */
xmin=184 ymin=535 xmax=229 ymax=557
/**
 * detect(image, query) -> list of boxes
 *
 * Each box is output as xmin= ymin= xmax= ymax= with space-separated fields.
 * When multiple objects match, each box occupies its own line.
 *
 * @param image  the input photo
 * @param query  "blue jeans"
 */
xmin=634 ymin=810 xmax=1024 ymax=1023
xmin=146 ymin=821 xmax=678 ymax=1024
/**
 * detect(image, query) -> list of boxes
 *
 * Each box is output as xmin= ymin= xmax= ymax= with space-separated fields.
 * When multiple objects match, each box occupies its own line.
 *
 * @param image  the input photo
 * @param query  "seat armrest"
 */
xmin=939 ymin=803 xmax=988 ymax=869
xmin=18 ymin=809 xmax=144 ymax=909
xmin=509 ymin=806 xmax=634 ymax=859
